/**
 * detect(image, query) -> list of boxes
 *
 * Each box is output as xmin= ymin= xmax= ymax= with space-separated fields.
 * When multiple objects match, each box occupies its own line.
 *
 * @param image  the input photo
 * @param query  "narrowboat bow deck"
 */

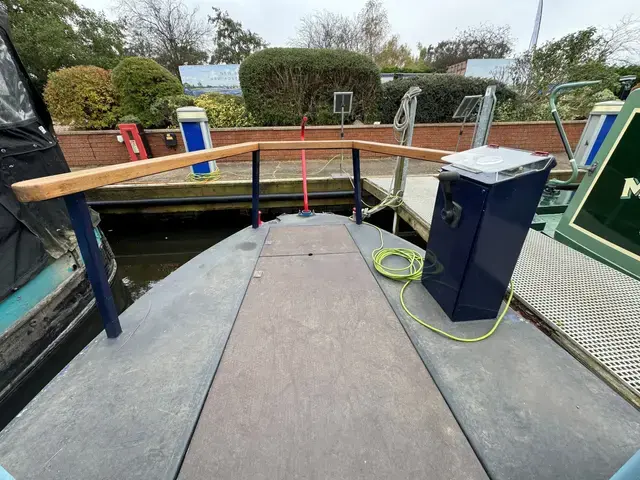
xmin=0 ymin=213 xmax=637 ymax=479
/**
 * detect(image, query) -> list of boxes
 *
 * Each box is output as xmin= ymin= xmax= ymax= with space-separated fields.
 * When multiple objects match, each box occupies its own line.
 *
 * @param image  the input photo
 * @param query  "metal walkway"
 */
xmin=514 ymin=229 xmax=640 ymax=401
xmin=364 ymin=175 xmax=640 ymax=404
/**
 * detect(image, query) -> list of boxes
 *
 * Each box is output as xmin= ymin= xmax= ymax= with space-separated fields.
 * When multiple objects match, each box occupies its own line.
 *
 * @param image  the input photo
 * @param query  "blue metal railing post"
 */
xmin=251 ymin=149 xmax=260 ymax=228
xmin=64 ymin=192 xmax=122 ymax=338
xmin=351 ymin=148 xmax=363 ymax=225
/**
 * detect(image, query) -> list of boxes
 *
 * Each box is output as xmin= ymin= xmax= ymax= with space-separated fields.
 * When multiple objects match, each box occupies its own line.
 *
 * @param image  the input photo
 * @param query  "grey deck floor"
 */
xmin=178 ymin=224 xmax=486 ymax=480
xmin=0 ymin=214 xmax=638 ymax=480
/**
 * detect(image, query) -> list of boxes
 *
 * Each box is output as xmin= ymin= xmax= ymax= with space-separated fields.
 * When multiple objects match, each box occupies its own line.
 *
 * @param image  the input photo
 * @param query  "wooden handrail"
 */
xmin=259 ymin=140 xmax=452 ymax=162
xmin=11 ymin=140 xmax=450 ymax=202
xmin=259 ymin=140 xmax=353 ymax=150
xmin=353 ymin=141 xmax=451 ymax=163
xmin=12 ymin=142 xmax=258 ymax=202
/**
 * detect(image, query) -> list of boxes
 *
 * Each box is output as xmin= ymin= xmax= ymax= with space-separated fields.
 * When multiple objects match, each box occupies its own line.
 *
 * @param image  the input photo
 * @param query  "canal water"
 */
xmin=100 ymin=210 xmax=252 ymax=301
xmin=100 ymin=209 xmax=423 ymax=302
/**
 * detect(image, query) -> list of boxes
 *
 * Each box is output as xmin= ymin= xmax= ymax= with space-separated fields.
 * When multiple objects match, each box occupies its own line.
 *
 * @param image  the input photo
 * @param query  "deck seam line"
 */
xmin=266 ymin=219 xmax=347 ymax=229
xmin=171 ymin=225 xmax=270 ymax=480
xmin=344 ymin=223 xmax=492 ymax=479
xmin=261 ymin=251 xmax=360 ymax=258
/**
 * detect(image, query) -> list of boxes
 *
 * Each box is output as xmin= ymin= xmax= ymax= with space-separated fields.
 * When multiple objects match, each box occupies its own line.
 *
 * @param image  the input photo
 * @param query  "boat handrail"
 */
xmin=9 ymin=139 xmax=450 ymax=339
xmin=11 ymin=140 xmax=450 ymax=202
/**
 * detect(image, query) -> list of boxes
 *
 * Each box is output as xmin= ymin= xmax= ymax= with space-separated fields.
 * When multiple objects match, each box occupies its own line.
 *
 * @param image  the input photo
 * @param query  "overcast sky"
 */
xmin=80 ymin=0 xmax=637 ymax=56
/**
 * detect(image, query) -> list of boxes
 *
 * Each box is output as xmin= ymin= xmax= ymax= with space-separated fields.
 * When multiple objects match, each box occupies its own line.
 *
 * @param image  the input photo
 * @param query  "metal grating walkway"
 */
xmin=513 ymin=229 xmax=640 ymax=400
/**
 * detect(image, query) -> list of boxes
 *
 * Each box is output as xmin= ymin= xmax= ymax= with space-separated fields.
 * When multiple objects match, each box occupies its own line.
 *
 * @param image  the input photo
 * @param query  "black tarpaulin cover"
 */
xmin=0 ymin=7 xmax=77 ymax=301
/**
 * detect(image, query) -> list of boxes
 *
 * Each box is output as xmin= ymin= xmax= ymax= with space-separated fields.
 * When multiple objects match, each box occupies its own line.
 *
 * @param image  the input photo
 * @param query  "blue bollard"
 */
xmin=177 ymin=106 xmax=217 ymax=175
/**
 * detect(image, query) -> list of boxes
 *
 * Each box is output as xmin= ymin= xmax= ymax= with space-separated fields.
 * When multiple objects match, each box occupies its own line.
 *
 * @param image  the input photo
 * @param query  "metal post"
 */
xmin=471 ymin=85 xmax=496 ymax=148
xmin=391 ymin=94 xmax=418 ymax=234
xmin=351 ymin=148 xmax=362 ymax=225
xmin=340 ymin=106 xmax=345 ymax=170
xmin=252 ymin=149 xmax=260 ymax=228
xmin=64 ymin=192 xmax=122 ymax=338
xmin=299 ymin=116 xmax=311 ymax=215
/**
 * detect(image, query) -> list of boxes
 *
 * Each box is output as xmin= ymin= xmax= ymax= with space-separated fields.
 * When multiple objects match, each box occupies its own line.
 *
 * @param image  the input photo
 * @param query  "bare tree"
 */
xmin=118 ymin=0 xmax=210 ymax=74
xmin=290 ymin=0 xmax=390 ymax=56
xmin=599 ymin=14 xmax=640 ymax=64
xmin=422 ymin=23 xmax=514 ymax=71
xmin=358 ymin=0 xmax=390 ymax=57
xmin=291 ymin=10 xmax=361 ymax=50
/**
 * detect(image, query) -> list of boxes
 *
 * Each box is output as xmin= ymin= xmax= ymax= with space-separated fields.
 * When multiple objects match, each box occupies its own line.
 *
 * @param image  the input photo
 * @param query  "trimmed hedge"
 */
xmin=112 ymin=57 xmax=183 ymax=127
xmin=379 ymin=74 xmax=516 ymax=124
xmin=239 ymin=48 xmax=380 ymax=126
xmin=44 ymin=66 xmax=119 ymax=129
xmin=194 ymin=93 xmax=255 ymax=128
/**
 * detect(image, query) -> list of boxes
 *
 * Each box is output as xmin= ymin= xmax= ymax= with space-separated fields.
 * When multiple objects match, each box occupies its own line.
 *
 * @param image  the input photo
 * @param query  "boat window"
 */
xmin=0 ymin=32 xmax=35 ymax=125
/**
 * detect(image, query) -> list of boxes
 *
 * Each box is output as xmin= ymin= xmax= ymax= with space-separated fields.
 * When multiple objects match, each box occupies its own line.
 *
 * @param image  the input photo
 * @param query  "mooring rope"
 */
xmin=365 ymin=221 xmax=514 ymax=342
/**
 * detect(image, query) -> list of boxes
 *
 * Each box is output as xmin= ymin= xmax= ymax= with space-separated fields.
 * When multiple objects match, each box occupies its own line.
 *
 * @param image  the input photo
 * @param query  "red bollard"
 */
xmin=299 ymin=116 xmax=313 ymax=217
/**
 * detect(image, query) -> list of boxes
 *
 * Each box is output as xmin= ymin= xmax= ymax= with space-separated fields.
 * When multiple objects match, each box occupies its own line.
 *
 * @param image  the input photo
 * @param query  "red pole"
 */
xmin=300 ymin=116 xmax=310 ymax=213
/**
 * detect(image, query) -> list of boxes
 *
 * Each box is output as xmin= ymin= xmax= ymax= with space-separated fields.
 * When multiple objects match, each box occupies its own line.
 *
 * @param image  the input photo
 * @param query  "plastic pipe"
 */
xmin=548 ymin=80 xmax=600 ymax=186
xmin=300 ymin=116 xmax=310 ymax=213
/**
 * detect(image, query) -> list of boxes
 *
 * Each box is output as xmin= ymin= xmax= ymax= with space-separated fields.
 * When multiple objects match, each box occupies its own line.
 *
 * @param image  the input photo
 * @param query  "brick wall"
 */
xmin=58 ymin=121 xmax=586 ymax=167
xmin=446 ymin=61 xmax=468 ymax=76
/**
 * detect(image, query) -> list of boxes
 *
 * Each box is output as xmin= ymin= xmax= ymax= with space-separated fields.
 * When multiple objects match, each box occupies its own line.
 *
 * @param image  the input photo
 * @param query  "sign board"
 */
xmin=178 ymin=65 xmax=241 ymax=96
xmin=333 ymin=92 xmax=353 ymax=114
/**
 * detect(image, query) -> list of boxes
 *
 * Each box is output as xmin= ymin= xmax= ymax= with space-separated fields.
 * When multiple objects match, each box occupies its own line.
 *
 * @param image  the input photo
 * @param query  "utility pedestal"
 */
xmin=422 ymin=146 xmax=555 ymax=322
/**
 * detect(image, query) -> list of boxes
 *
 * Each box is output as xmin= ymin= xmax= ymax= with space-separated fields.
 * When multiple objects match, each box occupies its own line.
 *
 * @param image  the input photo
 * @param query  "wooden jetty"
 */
xmin=84 ymin=177 xmax=358 ymax=215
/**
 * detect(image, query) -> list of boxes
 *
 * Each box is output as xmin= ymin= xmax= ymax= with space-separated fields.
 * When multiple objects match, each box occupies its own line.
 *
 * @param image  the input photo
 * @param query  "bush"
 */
xmin=614 ymin=65 xmax=640 ymax=82
xmin=239 ymin=48 xmax=380 ymax=126
xmin=380 ymin=66 xmax=434 ymax=73
xmin=379 ymin=74 xmax=516 ymax=124
xmin=111 ymin=57 xmax=183 ymax=127
xmin=44 ymin=66 xmax=119 ymax=129
xmin=194 ymin=93 xmax=255 ymax=128
xmin=496 ymin=88 xmax=617 ymax=122
xmin=118 ymin=114 xmax=142 ymax=125
xmin=149 ymin=95 xmax=196 ymax=128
